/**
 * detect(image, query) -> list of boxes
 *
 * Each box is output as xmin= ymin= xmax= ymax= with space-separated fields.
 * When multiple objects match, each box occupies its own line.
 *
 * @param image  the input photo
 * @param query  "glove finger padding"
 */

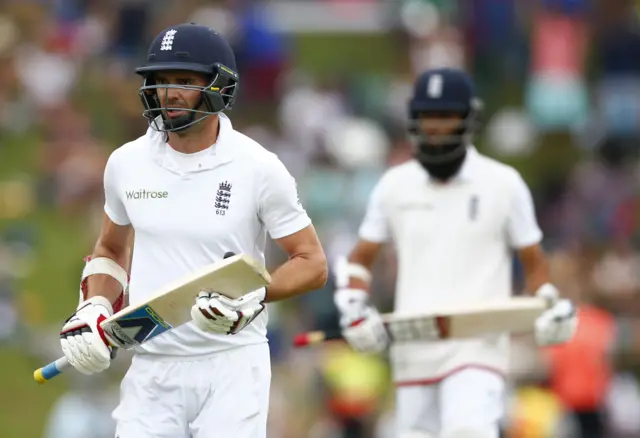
xmin=206 ymin=295 xmax=241 ymax=323
xmin=214 ymin=292 xmax=265 ymax=333
xmin=342 ymin=308 xmax=390 ymax=354
xmin=217 ymin=290 xmax=264 ymax=308
xmin=552 ymin=299 xmax=576 ymax=319
xmin=60 ymin=336 xmax=80 ymax=369
xmin=192 ymin=293 xmax=234 ymax=332
xmin=61 ymin=332 xmax=103 ymax=375
xmin=535 ymin=299 xmax=578 ymax=346
xmin=83 ymin=331 xmax=111 ymax=366
xmin=191 ymin=291 xmax=265 ymax=335
xmin=334 ymin=288 xmax=370 ymax=326
xmin=535 ymin=283 xmax=560 ymax=306
xmin=229 ymin=302 xmax=265 ymax=334
xmin=60 ymin=296 xmax=114 ymax=375
xmin=191 ymin=307 xmax=228 ymax=333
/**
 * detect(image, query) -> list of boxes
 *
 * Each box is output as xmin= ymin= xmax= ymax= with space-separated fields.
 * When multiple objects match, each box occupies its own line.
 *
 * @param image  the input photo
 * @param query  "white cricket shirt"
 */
xmin=358 ymin=146 xmax=543 ymax=383
xmin=103 ymin=113 xmax=311 ymax=356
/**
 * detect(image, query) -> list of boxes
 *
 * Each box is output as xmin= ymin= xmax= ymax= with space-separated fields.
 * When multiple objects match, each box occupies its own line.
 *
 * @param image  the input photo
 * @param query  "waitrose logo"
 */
xmin=125 ymin=189 xmax=169 ymax=200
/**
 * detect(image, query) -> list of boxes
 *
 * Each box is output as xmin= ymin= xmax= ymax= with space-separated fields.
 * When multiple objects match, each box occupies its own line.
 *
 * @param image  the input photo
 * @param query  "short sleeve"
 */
xmin=506 ymin=172 xmax=542 ymax=249
xmin=103 ymin=151 xmax=130 ymax=226
xmin=358 ymin=178 xmax=391 ymax=243
xmin=259 ymin=156 xmax=311 ymax=239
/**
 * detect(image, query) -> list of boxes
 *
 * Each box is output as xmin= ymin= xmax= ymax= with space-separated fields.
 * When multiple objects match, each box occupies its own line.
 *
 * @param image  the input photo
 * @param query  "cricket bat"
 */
xmin=34 ymin=252 xmax=271 ymax=384
xmin=293 ymin=296 xmax=550 ymax=347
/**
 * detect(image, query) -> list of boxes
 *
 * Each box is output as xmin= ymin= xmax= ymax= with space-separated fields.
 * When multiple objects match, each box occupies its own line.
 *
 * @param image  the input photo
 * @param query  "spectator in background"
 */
xmin=543 ymin=249 xmax=617 ymax=438
xmin=593 ymin=0 xmax=640 ymax=161
xmin=316 ymin=343 xmax=389 ymax=438
xmin=38 ymin=103 xmax=108 ymax=216
xmin=109 ymin=0 xmax=150 ymax=64
xmin=229 ymin=0 xmax=290 ymax=103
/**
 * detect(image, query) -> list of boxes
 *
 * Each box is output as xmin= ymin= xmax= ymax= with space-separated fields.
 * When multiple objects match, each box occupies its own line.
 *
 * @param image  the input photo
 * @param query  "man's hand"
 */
xmin=534 ymin=284 xmax=578 ymax=347
xmin=334 ymin=288 xmax=389 ymax=354
xmin=60 ymin=296 xmax=115 ymax=375
xmin=191 ymin=288 xmax=266 ymax=335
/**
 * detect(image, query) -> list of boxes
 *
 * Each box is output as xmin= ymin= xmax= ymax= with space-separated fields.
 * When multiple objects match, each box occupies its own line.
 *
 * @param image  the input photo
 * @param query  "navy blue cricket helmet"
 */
xmin=135 ymin=23 xmax=240 ymax=132
xmin=408 ymin=68 xmax=483 ymax=179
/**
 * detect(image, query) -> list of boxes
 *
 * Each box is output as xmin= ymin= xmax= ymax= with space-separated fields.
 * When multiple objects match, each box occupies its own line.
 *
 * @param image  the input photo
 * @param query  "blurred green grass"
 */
xmin=0 ymin=129 xmax=92 ymax=437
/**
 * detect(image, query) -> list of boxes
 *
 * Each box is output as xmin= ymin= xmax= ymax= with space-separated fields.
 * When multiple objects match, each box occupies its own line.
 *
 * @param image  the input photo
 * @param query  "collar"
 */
xmin=149 ymin=113 xmax=235 ymax=174
xmin=455 ymin=145 xmax=479 ymax=182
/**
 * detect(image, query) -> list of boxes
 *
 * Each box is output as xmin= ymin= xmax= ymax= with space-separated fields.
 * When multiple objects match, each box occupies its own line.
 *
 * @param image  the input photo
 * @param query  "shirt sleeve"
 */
xmin=103 ymin=150 xmax=130 ymax=226
xmin=358 ymin=177 xmax=391 ymax=243
xmin=259 ymin=155 xmax=311 ymax=239
xmin=506 ymin=172 xmax=542 ymax=249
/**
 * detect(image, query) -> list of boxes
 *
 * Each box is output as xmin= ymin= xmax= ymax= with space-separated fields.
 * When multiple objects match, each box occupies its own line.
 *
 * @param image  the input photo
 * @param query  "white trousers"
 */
xmin=113 ymin=343 xmax=271 ymax=438
xmin=396 ymin=368 xmax=505 ymax=438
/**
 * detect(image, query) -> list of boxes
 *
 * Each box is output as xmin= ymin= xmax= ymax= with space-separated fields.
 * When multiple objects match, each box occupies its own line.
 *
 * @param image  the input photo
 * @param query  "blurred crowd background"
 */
xmin=0 ymin=0 xmax=639 ymax=437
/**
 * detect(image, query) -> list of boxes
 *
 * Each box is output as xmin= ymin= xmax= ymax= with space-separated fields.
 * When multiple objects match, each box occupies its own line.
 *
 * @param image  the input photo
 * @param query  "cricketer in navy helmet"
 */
xmin=57 ymin=23 xmax=328 ymax=438
xmin=332 ymin=68 xmax=578 ymax=438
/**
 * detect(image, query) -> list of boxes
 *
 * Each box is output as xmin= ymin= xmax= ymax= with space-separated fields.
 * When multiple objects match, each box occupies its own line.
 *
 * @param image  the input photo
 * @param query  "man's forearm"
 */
xmin=517 ymin=245 xmax=552 ymax=296
xmin=525 ymin=260 xmax=550 ymax=295
xmin=264 ymin=254 xmax=327 ymax=302
xmin=85 ymin=244 xmax=132 ymax=305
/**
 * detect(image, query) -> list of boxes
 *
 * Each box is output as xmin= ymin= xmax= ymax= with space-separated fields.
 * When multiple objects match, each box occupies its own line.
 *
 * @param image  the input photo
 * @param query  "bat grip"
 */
xmin=34 ymin=356 xmax=70 ymax=384
xmin=292 ymin=328 xmax=343 ymax=347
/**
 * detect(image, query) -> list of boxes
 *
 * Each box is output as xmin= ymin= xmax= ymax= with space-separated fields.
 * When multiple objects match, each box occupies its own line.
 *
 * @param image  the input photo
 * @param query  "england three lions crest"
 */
xmin=215 ymin=181 xmax=232 ymax=215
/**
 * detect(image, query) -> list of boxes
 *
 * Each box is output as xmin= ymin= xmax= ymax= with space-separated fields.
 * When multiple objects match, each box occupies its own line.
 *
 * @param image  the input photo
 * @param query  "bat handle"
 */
xmin=292 ymin=329 xmax=344 ymax=347
xmin=34 ymin=356 xmax=70 ymax=384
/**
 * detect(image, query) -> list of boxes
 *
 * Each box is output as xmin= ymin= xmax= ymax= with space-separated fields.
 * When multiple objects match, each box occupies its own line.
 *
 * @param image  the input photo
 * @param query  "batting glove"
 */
xmin=60 ymin=296 xmax=115 ymax=375
xmin=534 ymin=284 xmax=578 ymax=347
xmin=334 ymin=288 xmax=389 ymax=354
xmin=191 ymin=288 xmax=266 ymax=335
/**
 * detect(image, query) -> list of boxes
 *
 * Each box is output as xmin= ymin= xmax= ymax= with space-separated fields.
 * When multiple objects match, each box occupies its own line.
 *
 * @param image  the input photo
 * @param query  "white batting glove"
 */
xmin=59 ymin=296 xmax=115 ymax=375
xmin=191 ymin=288 xmax=266 ymax=335
xmin=534 ymin=284 xmax=578 ymax=347
xmin=334 ymin=288 xmax=389 ymax=354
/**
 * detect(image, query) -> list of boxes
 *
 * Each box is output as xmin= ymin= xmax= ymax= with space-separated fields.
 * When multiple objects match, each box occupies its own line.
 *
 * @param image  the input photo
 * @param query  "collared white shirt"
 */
xmin=103 ymin=113 xmax=311 ymax=356
xmin=358 ymin=146 xmax=543 ymax=382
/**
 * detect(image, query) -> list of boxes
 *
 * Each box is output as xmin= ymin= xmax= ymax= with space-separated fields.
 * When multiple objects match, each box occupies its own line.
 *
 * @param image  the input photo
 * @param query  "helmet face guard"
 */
xmin=408 ymin=105 xmax=481 ymax=165
xmin=137 ymin=62 xmax=239 ymax=133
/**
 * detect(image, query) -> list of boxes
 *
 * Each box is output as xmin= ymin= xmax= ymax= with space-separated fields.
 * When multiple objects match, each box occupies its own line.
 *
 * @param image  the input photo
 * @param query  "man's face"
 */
xmin=153 ymin=70 xmax=209 ymax=119
xmin=416 ymin=112 xmax=464 ymax=146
